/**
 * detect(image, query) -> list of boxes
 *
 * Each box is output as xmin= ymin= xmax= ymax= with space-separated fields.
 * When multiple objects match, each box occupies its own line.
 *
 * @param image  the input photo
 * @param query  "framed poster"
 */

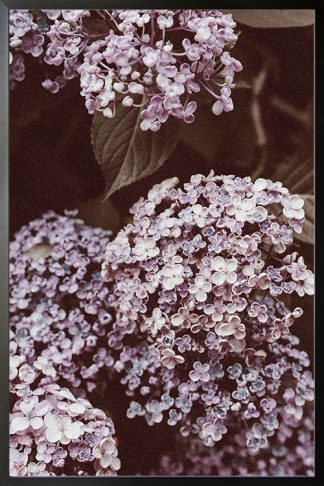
xmin=0 ymin=2 xmax=323 ymax=484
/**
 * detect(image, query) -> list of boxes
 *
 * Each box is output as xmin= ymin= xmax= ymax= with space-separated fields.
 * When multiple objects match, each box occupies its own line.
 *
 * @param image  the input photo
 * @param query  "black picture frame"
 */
xmin=1 ymin=2 xmax=323 ymax=485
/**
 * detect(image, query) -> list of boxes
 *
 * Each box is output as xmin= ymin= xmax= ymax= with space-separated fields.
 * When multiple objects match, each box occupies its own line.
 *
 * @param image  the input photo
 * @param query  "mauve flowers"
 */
xmin=152 ymin=390 xmax=314 ymax=476
xmin=9 ymin=210 xmax=115 ymax=396
xmin=9 ymin=10 xmax=242 ymax=129
xmin=10 ymin=354 xmax=120 ymax=476
xmin=102 ymin=173 xmax=314 ymax=449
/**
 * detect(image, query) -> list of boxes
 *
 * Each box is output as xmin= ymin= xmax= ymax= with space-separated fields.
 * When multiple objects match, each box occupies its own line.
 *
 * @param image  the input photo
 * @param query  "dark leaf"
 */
xmin=91 ymin=105 xmax=180 ymax=198
xmin=82 ymin=16 xmax=109 ymax=36
xmin=224 ymin=9 xmax=314 ymax=28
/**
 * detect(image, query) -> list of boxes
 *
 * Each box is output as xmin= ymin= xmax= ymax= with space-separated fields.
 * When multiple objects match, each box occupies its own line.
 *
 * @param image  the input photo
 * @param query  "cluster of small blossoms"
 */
xmin=10 ymin=210 xmax=116 ymax=396
xmin=9 ymin=10 xmax=90 ymax=90
xmin=9 ymin=10 xmax=242 ymax=129
xmin=152 ymin=365 xmax=314 ymax=476
xmin=10 ymin=353 xmax=120 ymax=476
xmin=102 ymin=173 xmax=314 ymax=448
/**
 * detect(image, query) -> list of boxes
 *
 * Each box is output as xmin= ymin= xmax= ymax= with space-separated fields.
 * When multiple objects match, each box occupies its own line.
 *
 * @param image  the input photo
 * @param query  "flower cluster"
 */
xmin=9 ymin=10 xmax=89 ymax=90
xmin=9 ymin=9 xmax=242 ymax=129
xmin=152 ymin=369 xmax=314 ymax=476
xmin=10 ymin=210 xmax=115 ymax=396
xmin=102 ymin=173 xmax=314 ymax=448
xmin=10 ymin=354 xmax=120 ymax=476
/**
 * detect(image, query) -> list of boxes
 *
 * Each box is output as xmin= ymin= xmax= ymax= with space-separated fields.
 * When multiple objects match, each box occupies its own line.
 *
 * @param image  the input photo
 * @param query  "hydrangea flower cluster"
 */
xmin=152 ymin=348 xmax=314 ymax=476
xmin=10 ymin=210 xmax=115 ymax=396
xmin=9 ymin=9 xmax=90 ymax=90
xmin=10 ymin=353 xmax=120 ymax=476
xmin=9 ymin=9 xmax=242 ymax=129
xmin=102 ymin=173 xmax=314 ymax=449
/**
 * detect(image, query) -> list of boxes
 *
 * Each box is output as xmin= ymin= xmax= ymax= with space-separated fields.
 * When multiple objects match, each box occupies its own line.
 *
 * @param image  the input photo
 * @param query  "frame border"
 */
xmin=1 ymin=2 xmax=323 ymax=485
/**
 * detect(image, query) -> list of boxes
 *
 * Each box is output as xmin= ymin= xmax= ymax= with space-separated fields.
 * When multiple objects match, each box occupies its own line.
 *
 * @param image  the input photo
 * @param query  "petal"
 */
xmin=45 ymin=427 xmax=61 ymax=443
xmin=93 ymin=446 xmax=101 ymax=459
xmin=234 ymin=328 xmax=246 ymax=340
xmin=254 ymin=178 xmax=267 ymax=192
xmin=229 ymin=315 xmax=240 ymax=326
xmin=162 ymin=277 xmax=176 ymax=290
xmin=230 ymin=338 xmax=246 ymax=353
xmin=195 ymin=275 xmax=205 ymax=286
xmin=55 ymin=388 xmax=77 ymax=401
xmin=162 ymin=266 xmax=173 ymax=277
xmin=241 ymin=198 xmax=255 ymax=211
xmin=226 ymin=259 xmax=237 ymax=272
xmin=196 ymin=290 xmax=207 ymax=302
xmin=293 ymin=208 xmax=305 ymax=220
xmin=10 ymin=416 xmax=29 ymax=433
xmin=226 ymin=272 xmax=237 ymax=284
xmin=212 ymin=256 xmax=225 ymax=272
xmin=30 ymin=416 xmax=43 ymax=430
xmin=100 ymin=455 xmax=112 ymax=469
xmin=215 ymin=323 xmax=234 ymax=337
xmin=283 ymin=207 xmax=295 ymax=219
xmin=171 ymin=314 xmax=184 ymax=327
xmin=44 ymin=412 xmax=58 ymax=429
xmin=110 ymin=456 xmax=121 ymax=471
xmin=20 ymin=397 xmax=37 ymax=415
xmin=212 ymin=273 xmax=226 ymax=286
xmin=212 ymin=100 xmax=224 ymax=115
xmin=189 ymin=371 xmax=199 ymax=382
xmin=235 ymin=209 xmax=247 ymax=222
xmin=69 ymin=403 xmax=85 ymax=416
xmin=34 ymin=400 xmax=51 ymax=417
xmin=291 ymin=195 xmax=304 ymax=209
xmin=101 ymin=438 xmax=115 ymax=454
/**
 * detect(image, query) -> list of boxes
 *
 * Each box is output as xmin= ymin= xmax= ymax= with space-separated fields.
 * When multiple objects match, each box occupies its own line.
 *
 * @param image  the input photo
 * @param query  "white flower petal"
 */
xmin=20 ymin=397 xmax=36 ymax=416
xmin=69 ymin=403 xmax=85 ymax=416
xmin=30 ymin=416 xmax=43 ymax=430
xmin=226 ymin=259 xmax=237 ymax=272
xmin=254 ymin=178 xmax=267 ymax=192
xmin=196 ymin=290 xmax=207 ymax=302
xmin=34 ymin=400 xmax=51 ymax=417
xmin=44 ymin=412 xmax=58 ymax=429
xmin=212 ymin=272 xmax=226 ymax=286
xmin=45 ymin=427 xmax=61 ymax=443
xmin=110 ymin=456 xmax=121 ymax=471
xmin=10 ymin=416 xmax=29 ymax=433
xmin=64 ymin=421 xmax=82 ymax=440
xmin=226 ymin=272 xmax=237 ymax=284
xmin=212 ymin=256 xmax=225 ymax=272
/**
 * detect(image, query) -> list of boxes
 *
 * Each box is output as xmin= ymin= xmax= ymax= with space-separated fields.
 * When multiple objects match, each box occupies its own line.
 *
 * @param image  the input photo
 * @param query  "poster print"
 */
xmin=6 ymin=7 xmax=315 ymax=478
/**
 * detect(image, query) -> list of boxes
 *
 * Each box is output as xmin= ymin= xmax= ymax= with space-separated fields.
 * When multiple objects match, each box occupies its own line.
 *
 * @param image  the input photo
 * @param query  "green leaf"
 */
xmin=223 ymin=9 xmax=314 ymax=28
xmin=91 ymin=105 xmax=180 ymax=199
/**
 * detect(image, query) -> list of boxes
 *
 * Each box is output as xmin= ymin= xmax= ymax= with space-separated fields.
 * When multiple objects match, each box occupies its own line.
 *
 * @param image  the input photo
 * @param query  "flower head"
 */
xmin=102 ymin=172 xmax=314 ymax=447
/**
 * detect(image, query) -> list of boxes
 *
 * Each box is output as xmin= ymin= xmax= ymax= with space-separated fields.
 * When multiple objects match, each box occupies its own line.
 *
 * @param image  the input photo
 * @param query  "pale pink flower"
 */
xmin=212 ymin=257 xmax=237 ymax=285
xmin=282 ymin=194 xmax=305 ymax=220
xmin=44 ymin=412 xmax=83 ymax=444
xmin=161 ymin=349 xmax=185 ymax=369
